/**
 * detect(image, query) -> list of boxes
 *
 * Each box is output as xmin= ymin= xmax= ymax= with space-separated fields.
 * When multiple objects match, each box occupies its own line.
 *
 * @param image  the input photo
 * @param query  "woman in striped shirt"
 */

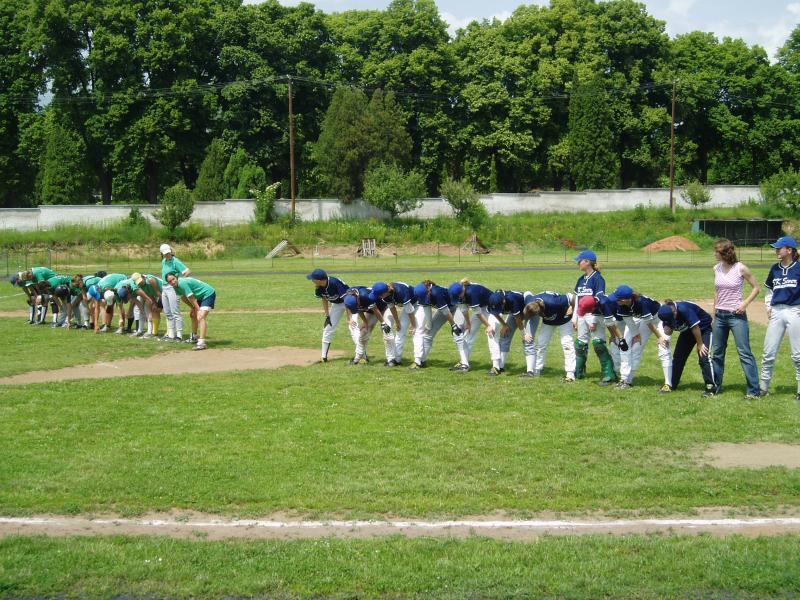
xmin=710 ymin=238 xmax=760 ymax=399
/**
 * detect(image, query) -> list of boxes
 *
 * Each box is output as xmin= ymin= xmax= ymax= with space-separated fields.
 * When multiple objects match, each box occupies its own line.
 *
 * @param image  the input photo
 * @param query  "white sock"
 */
xmin=500 ymin=351 xmax=509 ymax=368
xmin=526 ymin=355 xmax=536 ymax=372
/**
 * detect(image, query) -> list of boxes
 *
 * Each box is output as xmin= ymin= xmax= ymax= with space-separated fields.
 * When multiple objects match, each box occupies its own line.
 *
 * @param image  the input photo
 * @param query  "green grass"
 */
xmin=2 ymin=534 xmax=800 ymax=598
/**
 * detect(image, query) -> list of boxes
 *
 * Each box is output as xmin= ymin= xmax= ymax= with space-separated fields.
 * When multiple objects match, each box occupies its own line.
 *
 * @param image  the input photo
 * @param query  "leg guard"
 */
xmin=592 ymin=339 xmax=616 ymax=382
xmin=575 ymin=340 xmax=589 ymax=379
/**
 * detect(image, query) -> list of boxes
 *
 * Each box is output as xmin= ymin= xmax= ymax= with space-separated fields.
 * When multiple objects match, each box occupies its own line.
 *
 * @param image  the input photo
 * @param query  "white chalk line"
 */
xmin=3 ymin=516 xmax=800 ymax=531
xmin=0 ymin=292 xmax=24 ymax=300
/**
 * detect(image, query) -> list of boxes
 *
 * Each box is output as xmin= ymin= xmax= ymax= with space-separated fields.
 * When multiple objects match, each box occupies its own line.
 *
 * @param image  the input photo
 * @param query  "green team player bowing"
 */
xmin=166 ymin=273 xmax=216 ymax=351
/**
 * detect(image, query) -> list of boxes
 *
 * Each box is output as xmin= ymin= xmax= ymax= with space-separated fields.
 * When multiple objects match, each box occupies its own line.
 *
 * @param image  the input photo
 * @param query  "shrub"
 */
xmin=760 ymin=169 xmax=800 ymax=214
xmin=193 ymin=139 xmax=228 ymax=202
xmin=680 ymin=180 xmax=712 ymax=208
xmin=253 ymin=182 xmax=281 ymax=225
xmin=440 ymin=176 xmax=488 ymax=228
xmin=362 ymin=164 xmax=425 ymax=218
xmin=223 ymin=148 xmax=250 ymax=198
xmin=234 ymin=164 xmax=266 ymax=199
xmin=155 ymin=182 xmax=194 ymax=232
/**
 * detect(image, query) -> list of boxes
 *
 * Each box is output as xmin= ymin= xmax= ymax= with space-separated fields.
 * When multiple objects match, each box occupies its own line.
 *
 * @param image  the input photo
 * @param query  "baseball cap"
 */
xmin=574 ymin=250 xmax=597 ymax=263
xmin=103 ymin=289 xmax=116 ymax=305
xmin=448 ymin=282 xmax=464 ymax=302
xmin=488 ymin=291 xmax=505 ymax=314
xmin=344 ymin=295 xmax=358 ymax=311
xmin=577 ymin=295 xmax=597 ymax=317
xmin=414 ymin=283 xmax=428 ymax=303
xmin=88 ymin=285 xmax=101 ymax=300
xmin=131 ymin=272 xmax=144 ymax=286
xmin=608 ymin=284 xmax=634 ymax=302
xmin=9 ymin=274 xmax=19 ymax=286
xmin=117 ymin=286 xmax=129 ymax=301
xmin=307 ymin=268 xmax=327 ymax=281
xmin=159 ymin=243 xmax=173 ymax=255
xmin=770 ymin=236 xmax=797 ymax=249
xmin=372 ymin=282 xmax=389 ymax=297
xmin=657 ymin=304 xmax=675 ymax=325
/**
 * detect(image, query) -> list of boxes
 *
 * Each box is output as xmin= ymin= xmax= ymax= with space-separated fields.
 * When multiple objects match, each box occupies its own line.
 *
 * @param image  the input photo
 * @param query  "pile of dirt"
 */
xmin=642 ymin=236 xmax=701 ymax=252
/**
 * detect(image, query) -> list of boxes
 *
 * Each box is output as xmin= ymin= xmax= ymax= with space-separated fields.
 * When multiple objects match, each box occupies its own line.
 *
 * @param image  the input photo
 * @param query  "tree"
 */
xmin=568 ymin=75 xmax=619 ymax=190
xmin=778 ymin=25 xmax=800 ymax=74
xmin=362 ymin=163 xmax=425 ymax=217
xmin=440 ymin=176 xmax=487 ymax=227
xmin=233 ymin=163 xmax=266 ymax=199
xmin=40 ymin=111 xmax=93 ymax=205
xmin=679 ymin=180 xmax=712 ymax=208
xmin=155 ymin=182 xmax=195 ymax=231
xmin=194 ymin=139 xmax=228 ymax=201
xmin=223 ymin=148 xmax=251 ymax=198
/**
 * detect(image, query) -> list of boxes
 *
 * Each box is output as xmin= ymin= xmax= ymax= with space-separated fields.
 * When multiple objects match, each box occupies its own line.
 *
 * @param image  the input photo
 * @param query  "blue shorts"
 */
xmin=199 ymin=293 xmax=216 ymax=310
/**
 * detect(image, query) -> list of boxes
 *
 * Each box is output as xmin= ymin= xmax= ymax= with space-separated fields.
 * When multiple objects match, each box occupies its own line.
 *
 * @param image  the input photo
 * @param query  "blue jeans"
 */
xmin=711 ymin=310 xmax=760 ymax=395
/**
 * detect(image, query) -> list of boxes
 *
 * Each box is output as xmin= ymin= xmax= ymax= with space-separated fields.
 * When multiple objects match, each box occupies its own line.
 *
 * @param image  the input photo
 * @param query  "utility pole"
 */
xmin=669 ymin=80 xmax=677 ymax=215
xmin=288 ymin=75 xmax=297 ymax=221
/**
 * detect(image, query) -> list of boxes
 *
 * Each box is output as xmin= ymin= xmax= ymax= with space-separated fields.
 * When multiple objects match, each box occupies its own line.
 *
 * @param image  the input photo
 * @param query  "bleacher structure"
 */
xmin=266 ymin=239 xmax=300 ymax=259
xmin=358 ymin=238 xmax=378 ymax=257
xmin=462 ymin=233 xmax=489 ymax=255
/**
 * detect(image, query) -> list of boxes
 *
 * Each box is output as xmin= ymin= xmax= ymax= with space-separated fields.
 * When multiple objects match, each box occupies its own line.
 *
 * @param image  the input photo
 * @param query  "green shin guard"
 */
xmin=575 ymin=340 xmax=589 ymax=379
xmin=592 ymin=339 xmax=616 ymax=382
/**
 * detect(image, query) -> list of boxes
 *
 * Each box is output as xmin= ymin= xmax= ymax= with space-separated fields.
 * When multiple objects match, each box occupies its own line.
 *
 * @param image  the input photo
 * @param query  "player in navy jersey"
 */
xmin=592 ymin=293 xmax=627 ymax=385
xmin=369 ymin=281 xmax=418 ymax=367
xmin=572 ymin=250 xmax=611 ymax=380
xmin=657 ymin=300 xmax=716 ymax=396
xmin=448 ymin=279 xmax=495 ymax=373
xmin=409 ymin=280 xmax=462 ymax=371
xmin=487 ymin=289 xmax=535 ymax=375
xmin=760 ymin=236 xmax=800 ymax=400
xmin=308 ymin=268 xmax=350 ymax=363
xmin=343 ymin=286 xmax=388 ymax=365
xmin=607 ymin=285 xmax=673 ymax=391
xmin=522 ymin=291 xmax=576 ymax=381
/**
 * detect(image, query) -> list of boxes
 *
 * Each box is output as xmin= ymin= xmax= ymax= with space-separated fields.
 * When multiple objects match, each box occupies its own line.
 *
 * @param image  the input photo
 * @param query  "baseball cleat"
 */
xmin=142 ymin=332 xmax=154 ymax=339
xmin=192 ymin=343 xmax=207 ymax=351
xmin=596 ymin=379 xmax=614 ymax=387
xmin=616 ymin=381 xmax=632 ymax=389
xmin=383 ymin=360 xmax=396 ymax=368
xmin=319 ymin=357 xmax=328 ymax=363
xmin=701 ymin=385 xmax=716 ymax=398
xmin=408 ymin=362 xmax=423 ymax=371
xmin=519 ymin=371 xmax=537 ymax=378
xmin=743 ymin=393 xmax=760 ymax=401
xmin=758 ymin=389 xmax=770 ymax=397
xmin=129 ymin=331 xmax=142 ymax=337
xmin=99 ymin=325 xmax=110 ymax=333
xmin=455 ymin=364 xmax=470 ymax=373
xmin=449 ymin=363 xmax=466 ymax=371
xmin=562 ymin=375 xmax=576 ymax=383
xmin=658 ymin=384 xmax=673 ymax=394
xmin=487 ymin=367 xmax=502 ymax=376
xmin=183 ymin=336 xmax=197 ymax=344
xmin=114 ymin=327 xmax=124 ymax=334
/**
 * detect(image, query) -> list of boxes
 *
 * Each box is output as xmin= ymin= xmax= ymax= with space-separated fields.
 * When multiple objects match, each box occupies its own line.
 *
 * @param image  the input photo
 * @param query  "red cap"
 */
xmin=577 ymin=295 xmax=598 ymax=317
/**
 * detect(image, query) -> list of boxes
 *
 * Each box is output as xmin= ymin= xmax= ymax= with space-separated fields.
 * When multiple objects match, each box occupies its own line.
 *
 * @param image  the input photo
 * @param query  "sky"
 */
xmin=245 ymin=0 xmax=800 ymax=62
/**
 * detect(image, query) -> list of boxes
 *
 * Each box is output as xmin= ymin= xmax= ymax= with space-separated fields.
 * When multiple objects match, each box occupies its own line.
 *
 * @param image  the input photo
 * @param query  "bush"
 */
xmin=362 ymin=164 xmax=425 ymax=218
xmin=234 ymin=164 xmax=266 ymax=199
xmin=253 ymin=182 xmax=281 ymax=225
xmin=193 ymin=139 xmax=228 ymax=202
xmin=155 ymin=182 xmax=195 ymax=232
xmin=680 ymin=180 xmax=712 ymax=208
xmin=440 ymin=176 xmax=488 ymax=228
xmin=760 ymin=169 xmax=800 ymax=214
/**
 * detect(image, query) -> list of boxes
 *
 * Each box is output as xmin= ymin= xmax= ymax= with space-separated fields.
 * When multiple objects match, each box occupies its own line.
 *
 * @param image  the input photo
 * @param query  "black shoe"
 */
xmin=702 ymin=390 xmax=716 ymax=398
xmin=519 ymin=371 xmax=537 ymax=378
xmin=383 ymin=361 xmax=396 ymax=368
xmin=391 ymin=359 xmax=402 ymax=366
xmin=596 ymin=379 xmax=614 ymax=387
xmin=449 ymin=363 xmax=465 ymax=371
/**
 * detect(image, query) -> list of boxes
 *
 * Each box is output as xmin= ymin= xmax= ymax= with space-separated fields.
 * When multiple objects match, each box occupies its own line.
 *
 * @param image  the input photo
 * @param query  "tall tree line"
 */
xmin=0 ymin=0 xmax=797 ymax=207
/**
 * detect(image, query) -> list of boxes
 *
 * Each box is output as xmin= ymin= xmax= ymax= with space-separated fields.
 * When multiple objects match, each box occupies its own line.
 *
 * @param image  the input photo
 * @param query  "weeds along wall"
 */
xmin=0 ymin=186 xmax=758 ymax=232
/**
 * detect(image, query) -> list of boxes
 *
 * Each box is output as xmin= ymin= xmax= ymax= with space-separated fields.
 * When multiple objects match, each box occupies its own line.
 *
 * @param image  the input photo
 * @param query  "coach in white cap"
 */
xmin=159 ymin=243 xmax=191 ymax=342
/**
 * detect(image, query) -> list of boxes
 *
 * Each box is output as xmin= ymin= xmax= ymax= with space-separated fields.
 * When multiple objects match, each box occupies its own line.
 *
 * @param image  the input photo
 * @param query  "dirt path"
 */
xmin=0 ymin=346 xmax=341 ymax=385
xmin=2 ymin=512 xmax=800 ymax=540
xmin=690 ymin=298 xmax=769 ymax=326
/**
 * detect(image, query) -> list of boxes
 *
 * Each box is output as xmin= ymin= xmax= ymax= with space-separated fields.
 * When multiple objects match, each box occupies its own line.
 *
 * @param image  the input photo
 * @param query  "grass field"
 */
xmin=2 ymin=257 xmax=800 ymax=597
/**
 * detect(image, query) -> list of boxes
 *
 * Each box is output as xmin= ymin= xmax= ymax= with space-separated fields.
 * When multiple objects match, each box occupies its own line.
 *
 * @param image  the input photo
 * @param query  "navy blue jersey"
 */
xmin=532 ymin=292 xmax=572 ymax=326
xmin=765 ymin=261 xmax=800 ymax=306
xmin=314 ymin=276 xmax=350 ymax=304
xmin=349 ymin=286 xmax=388 ymax=313
xmin=489 ymin=290 xmax=526 ymax=317
xmin=631 ymin=295 xmax=660 ymax=319
xmin=575 ymin=271 xmax=605 ymax=299
xmin=597 ymin=294 xmax=624 ymax=323
xmin=387 ymin=282 xmax=415 ymax=306
xmin=464 ymin=283 xmax=492 ymax=308
xmin=418 ymin=284 xmax=452 ymax=311
xmin=668 ymin=301 xmax=713 ymax=333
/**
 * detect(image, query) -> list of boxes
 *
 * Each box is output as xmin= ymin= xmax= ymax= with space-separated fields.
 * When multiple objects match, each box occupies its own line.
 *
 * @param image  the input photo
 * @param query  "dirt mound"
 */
xmin=642 ymin=236 xmax=701 ymax=252
xmin=0 ymin=346 xmax=341 ymax=385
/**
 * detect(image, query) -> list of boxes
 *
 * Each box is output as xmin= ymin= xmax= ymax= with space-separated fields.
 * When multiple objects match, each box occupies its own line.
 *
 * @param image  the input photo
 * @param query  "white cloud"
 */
xmin=441 ymin=10 xmax=512 ymax=37
xmin=666 ymin=0 xmax=696 ymax=18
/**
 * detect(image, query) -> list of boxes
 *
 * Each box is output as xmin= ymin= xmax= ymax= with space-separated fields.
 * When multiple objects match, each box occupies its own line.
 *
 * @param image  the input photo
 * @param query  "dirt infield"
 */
xmin=2 ymin=510 xmax=800 ymax=540
xmin=0 ymin=346 xmax=342 ymax=385
xmin=699 ymin=443 xmax=800 ymax=469
xmin=690 ymin=299 xmax=769 ymax=326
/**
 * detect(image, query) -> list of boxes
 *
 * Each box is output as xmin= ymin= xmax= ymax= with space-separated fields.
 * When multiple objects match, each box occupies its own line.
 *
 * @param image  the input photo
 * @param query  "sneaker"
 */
xmin=408 ymin=362 xmax=423 ymax=371
xmin=348 ymin=357 xmax=363 ymax=365
xmin=454 ymin=364 xmax=470 ymax=373
xmin=142 ymin=332 xmax=154 ymax=339
xmin=701 ymin=387 xmax=716 ymax=398
xmin=99 ymin=325 xmax=110 ymax=333
xmin=319 ymin=357 xmax=328 ymax=363
xmin=183 ymin=336 xmax=197 ymax=344
xmin=391 ymin=359 xmax=402 ymax=366
xmin=759 ymin=389 xmax=770 ymax=398
xmin=659 ymin=384 xmax=673 ymax=394
xmin=383 ymin=360 xmax=396 ymax=368
xmin=743 ymin=393 xmax=760 ymax=401
xmin=129 ymin=331 xmax=142 ymax=338
xmin=449 ymin=363 xmax=467 ymax=371
xmin=562 ymin=375 xmax=576 ymax=383
xmin=193 ymin=343 xmax=207 ymax=351
xmin=175 ymin=336 xmax=184 ymax=343
xmin=519 ymin=371 xmax=537 ymax=378
xmin=616 ymin=381 xmax=632 ymax=390
xmin=596 ymin=379 xmax=614 ymax=387
xmin=487 ymin=367 xmax=502 ymax=376
xmin=114 ymin=327 xmax=124 ymax=334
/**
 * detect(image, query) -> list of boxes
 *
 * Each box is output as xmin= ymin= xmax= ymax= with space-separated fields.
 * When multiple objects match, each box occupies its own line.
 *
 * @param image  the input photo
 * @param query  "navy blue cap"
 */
xmin=770 ymin=236 xmax=797 ymax=249
xmin=657 ymin=304 xmax=675 ymax=325
xmin=344 ymin=295 xmax=358 ymax=311
xmin=117 ymin=286 xmax=129 ymax=301
xmin=307 ymin=268 xmax=328 ymax=281
xmin=9 ymin=274 xmax=19 ymax=286
xmin=574 ymin=250 xmax=597 ymax=263
xmin=448 ymin=282 xmax=464 ymax=302
xmin=608 ymin=284 xmax=634 ymax=302
xmin=414 ymin=283 xmax=428 ymax=303
xmin=488 ymin=291 xmax=505 ymax=313
xmin=372 ymin=282 xmax=389 ymax=297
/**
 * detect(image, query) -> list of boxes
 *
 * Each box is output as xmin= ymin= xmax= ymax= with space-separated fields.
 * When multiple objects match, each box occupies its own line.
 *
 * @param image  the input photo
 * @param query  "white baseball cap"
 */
xmin=159 ymin=243 xmax=173 ymax=255
xmin=103 ymin=290 xmax=116 ymax=305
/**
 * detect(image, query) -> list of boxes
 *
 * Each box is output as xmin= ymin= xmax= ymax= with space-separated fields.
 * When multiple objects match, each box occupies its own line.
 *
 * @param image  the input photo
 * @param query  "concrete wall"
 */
xmin=0 ymin=186 xmax=761 ymax=231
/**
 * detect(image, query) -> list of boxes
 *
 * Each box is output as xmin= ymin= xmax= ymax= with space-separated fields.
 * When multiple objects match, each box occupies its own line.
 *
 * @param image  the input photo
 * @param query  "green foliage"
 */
xmin=568 ymin=77 xmax=619 ymax=191
xmin=680 ymin=180 xmax=712 ymax=208
xmin=363 ymin=163 xmax=425 ymax=218
xmin=253 ymin=182 xmax=281 ymax=225
xmin=233 ymin=163 xmax=266 ymax=199
xmin=778 ymin=24 xmax=800 ymax=74
xmin=193 ymin=139 xmax=228 ymax=202
xmin=40 ymin=113 xmax=93 ymax=205
xmin=760 ymin=169 xmax=800 ymax=214
xmin=223 ymin=148 xmax=251 ymax=199
xmin=155 ymin=182 xmax=195 ymax=232
xmin=489 ymin=155 xmax=499 ymax=193
xmin=125 ymin=206 xmax=148 ymax=228
xmin=440 ymin=176 xmax=487 ymax=228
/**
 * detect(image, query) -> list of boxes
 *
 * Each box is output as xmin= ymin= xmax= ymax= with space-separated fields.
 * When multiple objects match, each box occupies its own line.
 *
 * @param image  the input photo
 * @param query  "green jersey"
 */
xmin=98 ymin=273 xmax=126 ymax=290
xmin=32 ymin=267 xmax=56 ymax=282
xmin=176 ymin=277 xmax=215 ymax=302
xmin=115 ymin=278 xmax=134 ymax=292
xmin=46 ymin=275 xmax=72 ymax=289
xmin=162 ymin=256 xmax=188 ymax=282
xmin=140 ymin=275 xmax=163 ymax=298
xmin=82 ymin=275 xmax=100 ymax=289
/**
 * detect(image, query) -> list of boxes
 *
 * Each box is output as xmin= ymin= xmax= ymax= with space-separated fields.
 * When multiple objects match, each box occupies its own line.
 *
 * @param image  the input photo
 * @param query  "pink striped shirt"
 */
xmin=714 ymin=262 xmax=744 ymax=311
